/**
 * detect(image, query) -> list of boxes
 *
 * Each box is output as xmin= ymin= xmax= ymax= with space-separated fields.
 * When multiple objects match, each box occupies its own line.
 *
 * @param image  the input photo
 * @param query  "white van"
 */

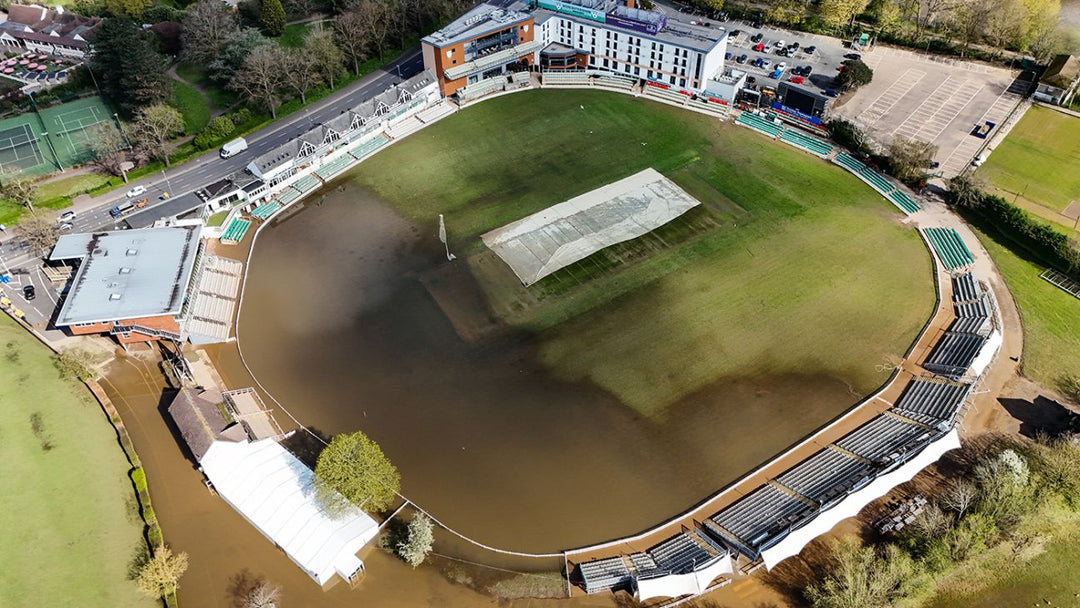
xmin=220 ymin=137 xmax=248 ymax=159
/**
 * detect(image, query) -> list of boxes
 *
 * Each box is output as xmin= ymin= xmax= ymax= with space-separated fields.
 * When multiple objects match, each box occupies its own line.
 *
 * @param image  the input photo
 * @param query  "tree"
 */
xmin=942 ymin=478 xmax=979 ymax=518
xmin=396 ymin=513 xmax=434 ymax=567
xmin=285 ymin=49 xmax=323 ymax=105
xmin=150 ymin=21 xmax=184 ymax=56
xmin=283 ymin=0 xmax=315 ymax=19
xmin=105 ymin=0 xmax=153 ymax=18
xmin=826 ymin=118 xmax=871 ymax=155
xmin=948 ymin=0 xmax=993 ymax=56
xmin=88 ymin=122 xmax=129 ymax=178
xmin=983 ymin=0 xmax=1028 ymax=49
xmin=240 ymin=579 xmax=281 ymax=608
xmin=805 ymin=536 xmax=927 ymax=608
xmin=193 ymin=115 xmax=237 ymax=149
xmin=132 ymin=104 xmax=184 ymax=167
xmin=349 ymin=0 xmax=393 ymax=60
xmin=306 ymin=26 xmax=345 ymax=90
xmin=136 ymin=545 xmax=189 ymax=599
xmin=90 ymin=18 xmax=171 ymax=114
xmin=887 ymin=134 xmax=937 ymax=185
xmin=208 ymin=28 xmax=270 ymax=86
xmin=868 ymin=0 xmax=902 ymax=33
xmin=946 ymin=174 xmax=987 ymax=208
xmin=1059 ymin=373 xmax=1080 ymax=404
xmin=314 ymin=430 xmax=400 ymax=512
xmin=818 ymin=0 xmax=870 ymax=30
xmin=833 ymin=59 xmax=874 ymax=91
xmin=335 ymin=9 xmax=369 ymax=75
xmin=231 ymin=46 xmax=288 ymax=118
xmin=56 ymin=348 xmax=99 ymax=381
xmin=182 ymin=0 xmax=239 ymax=64
xmin=14 ymin=215 xmax=59 ymax=257
xmin=261 ymin=0 xmax=286 ymax=37
xmin=0 ymin=169 xmax=37 ymax=214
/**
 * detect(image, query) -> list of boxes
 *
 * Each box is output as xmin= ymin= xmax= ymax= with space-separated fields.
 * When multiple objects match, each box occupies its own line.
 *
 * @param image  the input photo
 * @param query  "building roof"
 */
xmin=422 ymin=0 xmax=533 ymax=48
xmin=1040 ymin=54 xmax=1080 ymax=89
xmin=167 ymin=388 xmax=247 ymax=461
xmin=3 ymin=4 xmax=99 ymax=47
xmin=123 ymin=191 xmax=206 ymax=229
xmin=50 ymin=225 xmax=202 ymax=326
xmin=200 ymin=438 xmax=380 ymax=585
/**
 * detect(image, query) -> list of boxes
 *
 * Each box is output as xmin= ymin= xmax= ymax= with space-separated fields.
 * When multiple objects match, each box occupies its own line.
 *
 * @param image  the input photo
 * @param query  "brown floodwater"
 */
xmin=226 ymin=184 xmax=865 ymax=556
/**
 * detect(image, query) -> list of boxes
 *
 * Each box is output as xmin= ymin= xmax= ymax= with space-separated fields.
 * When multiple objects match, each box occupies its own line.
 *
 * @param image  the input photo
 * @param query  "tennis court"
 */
xmin=0 ymin=96 xmax=115 ymax=176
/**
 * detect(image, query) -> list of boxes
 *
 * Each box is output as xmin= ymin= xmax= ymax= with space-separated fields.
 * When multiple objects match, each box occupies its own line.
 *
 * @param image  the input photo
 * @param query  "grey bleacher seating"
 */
xmin=955 ymin=297 xmax=990 ymax=318
xmin=776 ymin=448 xmax=872 ymax=504
xmin=647 ymin=532 xmax=712 ymax=574
xmin=629 ymin=552 xmax=661 ymax=578
xmin=579 ymin=556 xmax=632 ymax=593
xmin=924 ymin=331 xmax=987 ymax=379
xmin=952 ymin=272 xmax=980 ymax=303
xmin=835 ymin=414 xmax=933 ymax=463
xmin=949 ymin=315 xmax=990 ymax=335
xmin=709 ymin=484 xmax=813 ymax=558
xmin=892 ymin=379 xmax=969 ymax=425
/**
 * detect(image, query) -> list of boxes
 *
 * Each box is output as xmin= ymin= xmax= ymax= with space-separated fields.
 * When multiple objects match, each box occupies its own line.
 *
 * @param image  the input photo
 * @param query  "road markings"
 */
xmin=858 ymin=69 xmax=927 ymax=127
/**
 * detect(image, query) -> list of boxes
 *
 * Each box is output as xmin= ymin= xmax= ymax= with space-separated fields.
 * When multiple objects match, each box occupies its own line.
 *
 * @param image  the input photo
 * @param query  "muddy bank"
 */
xmin=227 ymin=184 xmax=868 ymax=554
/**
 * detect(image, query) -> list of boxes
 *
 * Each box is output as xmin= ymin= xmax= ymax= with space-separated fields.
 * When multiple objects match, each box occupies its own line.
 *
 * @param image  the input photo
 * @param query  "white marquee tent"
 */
xmin=635 ymin=554 xmax=733 ymax=602
xmin=201 ymin=438 xmax=380 ymax=586
xmin=968 ymin=329 xmax=1002 ymax=379
xmin=760 ymin=428 xmax=962 ymax=571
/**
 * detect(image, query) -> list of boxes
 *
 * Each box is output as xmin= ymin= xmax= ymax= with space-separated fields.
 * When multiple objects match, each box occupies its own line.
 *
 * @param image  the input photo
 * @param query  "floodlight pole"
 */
xmin=161 ymin=169 xmax=172 ymax=196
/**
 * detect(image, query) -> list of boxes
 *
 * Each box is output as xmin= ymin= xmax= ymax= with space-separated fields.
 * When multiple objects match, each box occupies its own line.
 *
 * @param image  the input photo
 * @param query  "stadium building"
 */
xmin=422 ymin=0 xmax=730 ymax=98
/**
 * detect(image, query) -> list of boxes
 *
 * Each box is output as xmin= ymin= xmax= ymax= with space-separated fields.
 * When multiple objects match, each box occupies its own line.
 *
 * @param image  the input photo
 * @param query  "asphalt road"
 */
xmin=50 ymin=48 xmax=424 ymax=238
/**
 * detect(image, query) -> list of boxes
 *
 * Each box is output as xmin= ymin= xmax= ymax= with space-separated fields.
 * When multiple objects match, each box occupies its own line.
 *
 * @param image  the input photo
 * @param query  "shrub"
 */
xmin=131 ymin=466 xmax=148 ymax=492
xmin=55 ymin=348 xmax=98 ymax=381
xmin=227 ymin=107 xmax=253 ymax=126
xmin=192 ymin=116 xmax=236 ymax=149
xmin=396 ymin=513 xmax=434 ymax=567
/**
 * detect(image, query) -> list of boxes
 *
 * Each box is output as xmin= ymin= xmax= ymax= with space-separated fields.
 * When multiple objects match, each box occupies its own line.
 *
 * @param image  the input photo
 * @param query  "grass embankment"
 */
xmin=277 ymin=23 xmax=312 ymax=48
xmin=352 ymin=89 xmax=934 ymax=416
xmin=970 ymin=223 xmax=1080 ymax=389
xmin=0 ymin=316 xmax=153 ymax=607
xmin=977 ymin=106 xmax=1080 ymax=232
xmin=171 ymin=80 xmax=211 ymax=135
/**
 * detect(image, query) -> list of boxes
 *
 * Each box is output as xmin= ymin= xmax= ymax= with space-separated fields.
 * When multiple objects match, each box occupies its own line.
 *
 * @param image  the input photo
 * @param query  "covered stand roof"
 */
xmin=166 ymin=388 xmax=247 ymax=461
xmin=200 ymin=439 xmax=380 ymax=586
xmin=49 ymin=225 xmax=201 ymax=326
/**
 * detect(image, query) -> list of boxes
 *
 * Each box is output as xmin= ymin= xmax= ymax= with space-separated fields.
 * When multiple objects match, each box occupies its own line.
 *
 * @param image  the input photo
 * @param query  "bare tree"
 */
xmin=335 ymin=10 xmax=369 ymax=75
xmin=943 ymin=479 xmax=979 ymax=517
xmin=231 ymin=46 xmax=288 ymax=118
xmin=131 ymin=104 xmax=184 ymax=167
xmin=241 ymin=579 xmax=281 ymax=608
xmin=348 ymin=0 xmax=393 ymax=60
xmin=283 ymin=0 xmax=314 ymax=19
xmin=306 ymin=25 xmax=345 ymax=89
xmin=887 ymin=134 xmax=937 ymax=184
xmin=285 ymin=48 xmax=323 ymax=105
xmin=0 ymin=169 xmax=37 ymax=214
xmin=14 ymin=214 xmax=59 ymax=256
xmin=912 ymin=501 xmax=952 ymax=537
xmin=88 ymin=123 xmax=129 ymax=178
xmin=181 ymin=0 xmax=239 ymax=64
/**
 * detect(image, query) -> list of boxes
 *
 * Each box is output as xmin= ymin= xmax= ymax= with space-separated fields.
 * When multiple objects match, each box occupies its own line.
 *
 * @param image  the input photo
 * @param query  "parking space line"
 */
xmin=914 ymin=81 xmax=984 ymax=143
xmin=892 ymin=76 xmax=960 ymax=138
xmin=859 ymin=69 xmax=926 ymax=126
xmin=939 ymin=80 xmax=1025 ymax=176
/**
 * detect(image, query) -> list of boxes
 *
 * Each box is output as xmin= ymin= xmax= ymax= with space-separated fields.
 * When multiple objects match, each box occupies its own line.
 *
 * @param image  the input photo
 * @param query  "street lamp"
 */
xmin=161 ymin=169 xmax=172 ymax=197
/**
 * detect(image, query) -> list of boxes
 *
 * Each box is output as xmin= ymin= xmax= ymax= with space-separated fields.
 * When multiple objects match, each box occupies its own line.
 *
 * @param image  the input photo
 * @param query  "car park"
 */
xmin=58 ymin=210 xmax=76 ymax=223
xmin=126 ymin=185 xmax=147 ymax=198
xmin=736 ymin=54 xmax=748 ymax=63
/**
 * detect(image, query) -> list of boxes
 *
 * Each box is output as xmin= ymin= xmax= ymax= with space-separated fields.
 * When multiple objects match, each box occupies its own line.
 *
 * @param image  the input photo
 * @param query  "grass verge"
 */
xmin=351 ymin=89 xmax=934 ymax=416
xmin=0 ymin=316 xmax=154 ymax=608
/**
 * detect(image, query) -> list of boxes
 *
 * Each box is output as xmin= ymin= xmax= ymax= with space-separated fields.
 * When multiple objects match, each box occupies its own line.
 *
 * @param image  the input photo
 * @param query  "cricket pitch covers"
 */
xmin=481 ymin=168 xmax=701 ymax=286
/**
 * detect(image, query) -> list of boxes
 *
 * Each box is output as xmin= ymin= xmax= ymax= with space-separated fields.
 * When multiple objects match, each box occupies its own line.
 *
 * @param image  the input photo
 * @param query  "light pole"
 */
xmin=161 ymin=169 xmax=172 ymax=197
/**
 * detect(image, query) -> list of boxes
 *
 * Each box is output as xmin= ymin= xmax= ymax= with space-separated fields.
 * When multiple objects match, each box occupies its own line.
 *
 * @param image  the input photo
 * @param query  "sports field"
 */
xmin=352 ymin=90 xmax=934 ymax=417
xmin=977 ymin=106 xmax=1080 ymax=231
xmin=0 ymin=96 xmax=113 ymax=176
xmin=0 ymin=316 xmax=152 ymax=607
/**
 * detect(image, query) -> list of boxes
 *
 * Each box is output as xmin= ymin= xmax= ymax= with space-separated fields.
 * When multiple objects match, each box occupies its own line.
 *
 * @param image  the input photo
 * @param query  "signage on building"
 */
xmin=537 ymin=0 xmax=607 ymax=23
xmin=605 ymin=10 xmax=666 ymax=35
xmin=772 ymin=101 xmax=822 ymax=125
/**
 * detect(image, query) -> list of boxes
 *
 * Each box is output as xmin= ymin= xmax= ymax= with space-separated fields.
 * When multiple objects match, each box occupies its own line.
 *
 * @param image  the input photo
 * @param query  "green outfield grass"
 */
xmin=351 ymin=89 xmax=934 ymax=416
xmin=0 ymin=316 xmax=152 ymax=608
xmin=977 ymin=106 xmax=1080 ymax=229
xmin=971 ymin=224 xmax=1080 ymax=388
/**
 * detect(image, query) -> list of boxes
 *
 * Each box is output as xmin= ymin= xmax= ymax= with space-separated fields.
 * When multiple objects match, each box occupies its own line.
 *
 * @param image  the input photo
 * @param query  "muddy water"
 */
xmin=229 ymin=185 xmax=862 ymax=555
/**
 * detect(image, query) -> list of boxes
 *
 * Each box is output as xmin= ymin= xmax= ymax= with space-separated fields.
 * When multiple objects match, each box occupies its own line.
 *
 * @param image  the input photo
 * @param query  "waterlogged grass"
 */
xmin=0 ymin=316 xmax=152 ymax=607
xmin=351 ymin=89 xmax=934 ymax=416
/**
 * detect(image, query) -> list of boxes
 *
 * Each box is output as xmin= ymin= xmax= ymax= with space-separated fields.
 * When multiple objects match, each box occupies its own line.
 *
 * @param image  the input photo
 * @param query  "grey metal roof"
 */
xmin=124 ymin=192 xmax=206 ymax=230
xmin=422 ymin=1 xmax=533 ymax=48
xmin=50 ymin=225 xmax=202 ymax=326
xmin=534 ymin=5 xmax=728 ymax=53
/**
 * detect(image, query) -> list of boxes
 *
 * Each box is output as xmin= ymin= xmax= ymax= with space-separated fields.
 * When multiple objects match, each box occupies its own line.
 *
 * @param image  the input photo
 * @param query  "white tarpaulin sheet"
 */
xmin=201 ymin=439 xmax=380 ymax=585
xmin=635 ymin=555 xmax=733 ymax=601
xmin=968 ymin=329 xmax=1002 ymax=379
xmin=481 ymin=168 xmax=701 ymax=286
xmin=760 ymin=428 xmax=962 ymax=571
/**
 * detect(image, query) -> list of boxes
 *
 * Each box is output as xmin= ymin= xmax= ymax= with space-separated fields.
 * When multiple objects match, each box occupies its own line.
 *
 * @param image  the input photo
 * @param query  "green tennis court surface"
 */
xmin=0 ymin=96 xmax=114 ymax=176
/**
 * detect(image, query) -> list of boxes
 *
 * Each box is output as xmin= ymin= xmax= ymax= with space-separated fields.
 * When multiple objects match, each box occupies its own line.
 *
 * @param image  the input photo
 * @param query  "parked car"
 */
xmin=730 ymin=29 xmax=741 ymax=37
xmin=825 ymin=88 xmax=839 ymax=97
xmin=771 ymin=68 xmax=782 ymax=79
xmin=777 ymin=62 xmax=788 ymax=72
xmin=789 ymin=42 xmax=800 ymax=50
xmin=736 ymin=54 xmax=748 ymax=64
xmin=801 ymin=66 xmax=813 ymax=76
xmin=126 ymin=185 xmax=147 ymax=198
xmin=761 ymin=58 xmax=772 ymax=68
xmin=751 ymin=32 xmax=764 ymax=42
xmin=774 ymin=40 xmax=786 ymax=48
xmin=789 ymin=75 xmax=805 ymax=84
xmin=57 ymin=210 xmax=76 ymax=223
xmin=22 ymin=284 xmax=34 ymax=301
xmin=845 ymin=53 xmax=862 ymax=60
xmin=725 ymin=52 xmax=732 ymax=60
xmin=804 ymin=45 xmax=816 ymax=54
xmin=753 ymin=42 xmax=765 ymax=52
xmin=747 ymin=76 xmax=757 ymax=84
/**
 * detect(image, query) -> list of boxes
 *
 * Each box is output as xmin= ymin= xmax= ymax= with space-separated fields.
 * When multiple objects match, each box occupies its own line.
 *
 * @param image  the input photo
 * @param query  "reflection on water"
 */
xmin=231 ymin=185 xmax=864 ymax=553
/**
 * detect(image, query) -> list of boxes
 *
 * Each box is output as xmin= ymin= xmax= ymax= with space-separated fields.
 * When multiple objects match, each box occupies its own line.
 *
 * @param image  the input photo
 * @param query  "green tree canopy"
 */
xmin=261 ymin=0 xmax=286 ymax=36
xmin=833 ymin=59 xmax=874 ymax=91
xmin=89 ymin=18 xmax=170 ymax=115
xmin=314 ymin=430 xmax=400 ymax=512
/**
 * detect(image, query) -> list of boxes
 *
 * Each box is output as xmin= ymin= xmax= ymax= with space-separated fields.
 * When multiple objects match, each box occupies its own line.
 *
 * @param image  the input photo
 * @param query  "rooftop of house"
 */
xmin=1040 ymin=54 xmax=1080 ymax=90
